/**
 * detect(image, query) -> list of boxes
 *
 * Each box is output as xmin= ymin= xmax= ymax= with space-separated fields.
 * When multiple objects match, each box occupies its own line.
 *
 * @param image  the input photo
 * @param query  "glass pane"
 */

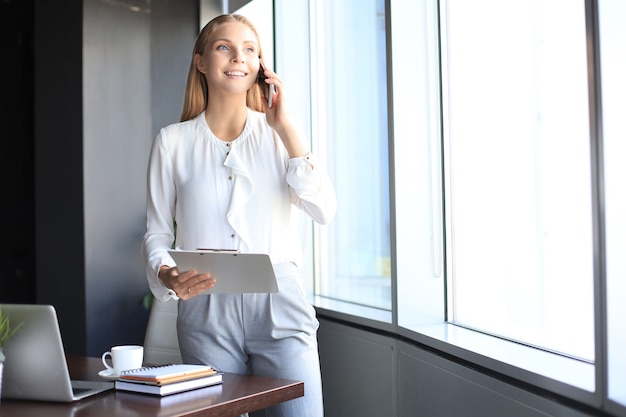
xmin=312 ymin=0 xmax=391 ymax=310
xmin=393 ymin=0 xmax=445 ymax=327
xmin=443 ymin=0 xmax=594 ymax=361
xmin=600 ymin=0 xmax=626 ymax=406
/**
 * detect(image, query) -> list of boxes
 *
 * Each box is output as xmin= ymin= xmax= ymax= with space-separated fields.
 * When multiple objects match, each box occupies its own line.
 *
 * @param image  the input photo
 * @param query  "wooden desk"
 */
xmin=0 ymin=356 xmax=304 ymax=417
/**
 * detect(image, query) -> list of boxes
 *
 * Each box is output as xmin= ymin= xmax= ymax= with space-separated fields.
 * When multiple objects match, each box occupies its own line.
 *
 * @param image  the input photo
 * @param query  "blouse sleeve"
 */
xmin=287 ymin=152 xmax=337 ymax=225
xmin=141 ymin=130 xmax=178 ymax=301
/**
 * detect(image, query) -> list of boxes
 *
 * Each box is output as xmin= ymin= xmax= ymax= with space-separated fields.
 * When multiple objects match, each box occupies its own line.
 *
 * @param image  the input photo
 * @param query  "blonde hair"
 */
xmin=180 ymin=14 xmax=266 ymax=122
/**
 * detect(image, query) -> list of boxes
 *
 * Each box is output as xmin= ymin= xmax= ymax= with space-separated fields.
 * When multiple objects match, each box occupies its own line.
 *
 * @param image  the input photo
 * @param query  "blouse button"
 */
xmin=226 ymin=143 xmax=231 ymax=147
xmin=231 ymin=233 xmax=236 ymax=238
xmin=228 ymin=175 xmax=232 ymax=180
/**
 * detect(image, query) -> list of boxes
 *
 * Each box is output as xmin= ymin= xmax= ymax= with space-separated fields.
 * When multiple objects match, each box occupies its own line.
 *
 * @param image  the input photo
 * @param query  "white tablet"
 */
xmin=168 ymin=250 xmax=278 ymax=294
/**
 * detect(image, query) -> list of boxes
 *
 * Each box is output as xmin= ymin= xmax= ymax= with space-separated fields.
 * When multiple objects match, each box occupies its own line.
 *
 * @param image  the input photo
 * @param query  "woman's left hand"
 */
xmin=259 ymin=62 xmax=289 ymax=130
xmin=259 ymin=60 xmax=308 ymax=157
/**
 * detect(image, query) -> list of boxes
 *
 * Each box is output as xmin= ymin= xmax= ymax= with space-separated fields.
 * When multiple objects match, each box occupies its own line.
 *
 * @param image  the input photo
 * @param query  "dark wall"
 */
xmin=0 ymin=0 xmax=35 ymax=304
xmin=0 ymin=0 xmax=88 ymax=352
xmin=2 ymin=0 xmax=198 ymax=356
xmin=34 ymin=0 xmax=88 ymax=354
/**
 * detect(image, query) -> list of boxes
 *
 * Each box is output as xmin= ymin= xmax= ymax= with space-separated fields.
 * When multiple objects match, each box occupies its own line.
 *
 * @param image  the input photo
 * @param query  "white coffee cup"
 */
xmin=101 ymin=345 xmax=144 ymax=375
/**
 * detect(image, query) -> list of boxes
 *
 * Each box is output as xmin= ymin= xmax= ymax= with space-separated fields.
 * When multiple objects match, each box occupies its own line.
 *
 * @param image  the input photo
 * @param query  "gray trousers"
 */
xmin=177 ymin=262 xmax=324 ymax=417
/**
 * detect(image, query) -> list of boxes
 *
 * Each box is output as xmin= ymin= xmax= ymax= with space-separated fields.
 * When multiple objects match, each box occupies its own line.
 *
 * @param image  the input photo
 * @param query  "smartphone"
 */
xmin=257 ymin=61 xmax=274 ymax=108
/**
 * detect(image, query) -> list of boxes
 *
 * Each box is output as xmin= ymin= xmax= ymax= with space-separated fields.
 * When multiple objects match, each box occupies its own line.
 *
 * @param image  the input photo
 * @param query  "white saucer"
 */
xmin=98 ymin=369 xmax=120 ymax=381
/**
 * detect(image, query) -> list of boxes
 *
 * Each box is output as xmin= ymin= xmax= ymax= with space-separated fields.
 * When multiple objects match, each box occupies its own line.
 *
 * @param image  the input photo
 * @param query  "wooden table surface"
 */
xmin=0 ymin=356 xmax=304 ymax=417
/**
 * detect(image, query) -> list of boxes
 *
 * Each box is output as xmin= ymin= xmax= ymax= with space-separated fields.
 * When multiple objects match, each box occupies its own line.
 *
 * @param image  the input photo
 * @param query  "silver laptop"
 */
xmin=168 ymin=250 xmax=279 ymax=294
xmin=0 ymin=304 xmax=114 ymax=402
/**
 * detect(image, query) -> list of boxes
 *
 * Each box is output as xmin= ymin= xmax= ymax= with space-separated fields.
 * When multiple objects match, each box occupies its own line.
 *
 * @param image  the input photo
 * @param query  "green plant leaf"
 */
xmin=0 ymin=308 xmax=23 ymax=348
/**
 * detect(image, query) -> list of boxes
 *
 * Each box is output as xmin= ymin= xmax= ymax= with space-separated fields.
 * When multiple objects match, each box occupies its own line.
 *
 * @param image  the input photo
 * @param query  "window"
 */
xmin=310 ymin=0 xmax=391 ymax=314
xmin=600 ymin=0 xmax=626 ymax=409
xmin=393 ymin=1 xmax=595 ymax=394
xmin=441 ymin=0 xmax=594 ymax=362
xmin=393 ymin=0 xmax=444 ymax=328
xmin=272 ymin=0 xmax=626 ymax=413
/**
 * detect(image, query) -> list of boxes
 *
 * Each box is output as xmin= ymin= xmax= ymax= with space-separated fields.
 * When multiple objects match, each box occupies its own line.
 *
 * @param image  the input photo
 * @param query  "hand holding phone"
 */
xmin=257 ymin=61 xmax=274 ymax=108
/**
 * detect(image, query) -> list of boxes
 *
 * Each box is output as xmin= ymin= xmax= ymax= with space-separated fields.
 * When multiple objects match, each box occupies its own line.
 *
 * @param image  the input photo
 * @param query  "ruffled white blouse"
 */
xmin=142 ymin=109 xmax=337 ymax=301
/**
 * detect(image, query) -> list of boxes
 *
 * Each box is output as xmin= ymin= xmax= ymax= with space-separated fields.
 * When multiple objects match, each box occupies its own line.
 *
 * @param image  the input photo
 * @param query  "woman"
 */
xmin=142 ymin=14 xmax=336 ymax=417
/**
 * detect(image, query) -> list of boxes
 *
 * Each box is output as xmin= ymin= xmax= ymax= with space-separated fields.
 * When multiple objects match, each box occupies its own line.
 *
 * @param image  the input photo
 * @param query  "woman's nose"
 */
xmin=232 ymin=49 xmax=245 ymax=63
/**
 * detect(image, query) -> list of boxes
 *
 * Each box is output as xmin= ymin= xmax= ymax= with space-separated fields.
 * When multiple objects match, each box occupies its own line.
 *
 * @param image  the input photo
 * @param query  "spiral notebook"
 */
xmin=115 ymin=364 xmax=223 ymax=396
xmin=119 ymin=364 xmax=218 ymax=385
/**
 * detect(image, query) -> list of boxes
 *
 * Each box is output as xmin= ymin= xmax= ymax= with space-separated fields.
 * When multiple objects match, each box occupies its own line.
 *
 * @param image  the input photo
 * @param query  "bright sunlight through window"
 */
xmin=442 ymin=0 xmax=594 ymax=361
xmin=311 ymin=0 xmax=391 ymax=312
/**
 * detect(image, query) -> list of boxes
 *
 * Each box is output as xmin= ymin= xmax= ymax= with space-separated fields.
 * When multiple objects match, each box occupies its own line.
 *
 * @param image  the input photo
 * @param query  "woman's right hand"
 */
xmin=158 ymin=266 xmax=216 ymax=300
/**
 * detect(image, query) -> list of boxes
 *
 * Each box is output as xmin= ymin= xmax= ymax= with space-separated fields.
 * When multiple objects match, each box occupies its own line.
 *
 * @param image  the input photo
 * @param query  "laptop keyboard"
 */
xmin=72 ymin=387 xmax=93 ymax=395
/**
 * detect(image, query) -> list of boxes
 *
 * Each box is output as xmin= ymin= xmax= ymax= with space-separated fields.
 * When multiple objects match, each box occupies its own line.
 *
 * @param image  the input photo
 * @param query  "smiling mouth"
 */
xmin=224 ymin=71 xmax=247 ymax=77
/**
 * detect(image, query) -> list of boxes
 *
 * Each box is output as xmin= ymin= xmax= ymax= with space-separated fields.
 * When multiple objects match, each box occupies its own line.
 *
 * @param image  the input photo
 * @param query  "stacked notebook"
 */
xmin=114 ymin=364 xmax=223 ymax=396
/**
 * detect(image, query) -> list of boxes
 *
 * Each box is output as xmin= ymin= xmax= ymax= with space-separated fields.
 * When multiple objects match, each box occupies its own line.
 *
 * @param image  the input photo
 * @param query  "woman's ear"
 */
xmin=195 ymin=53 xmax=207 ymax=74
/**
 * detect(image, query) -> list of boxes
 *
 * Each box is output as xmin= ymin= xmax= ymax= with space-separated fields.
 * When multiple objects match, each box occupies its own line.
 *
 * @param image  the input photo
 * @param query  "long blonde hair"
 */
xmin=180 ymin=14 xmax=266 ymax=122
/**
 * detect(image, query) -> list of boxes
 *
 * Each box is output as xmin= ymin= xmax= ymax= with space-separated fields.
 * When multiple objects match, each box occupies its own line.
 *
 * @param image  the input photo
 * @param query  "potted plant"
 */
xmin=0 ymin=308 xmax=23 ymax=398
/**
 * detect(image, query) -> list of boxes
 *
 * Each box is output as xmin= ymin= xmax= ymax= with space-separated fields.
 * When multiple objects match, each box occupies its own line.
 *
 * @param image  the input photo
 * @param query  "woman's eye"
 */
xmin=217 ymin=45 xmax=229 ymax=51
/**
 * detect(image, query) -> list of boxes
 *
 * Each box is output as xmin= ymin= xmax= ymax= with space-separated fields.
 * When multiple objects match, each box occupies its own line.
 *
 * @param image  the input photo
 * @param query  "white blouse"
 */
xmin=142 ymin=109 xmax=337 ymax=301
